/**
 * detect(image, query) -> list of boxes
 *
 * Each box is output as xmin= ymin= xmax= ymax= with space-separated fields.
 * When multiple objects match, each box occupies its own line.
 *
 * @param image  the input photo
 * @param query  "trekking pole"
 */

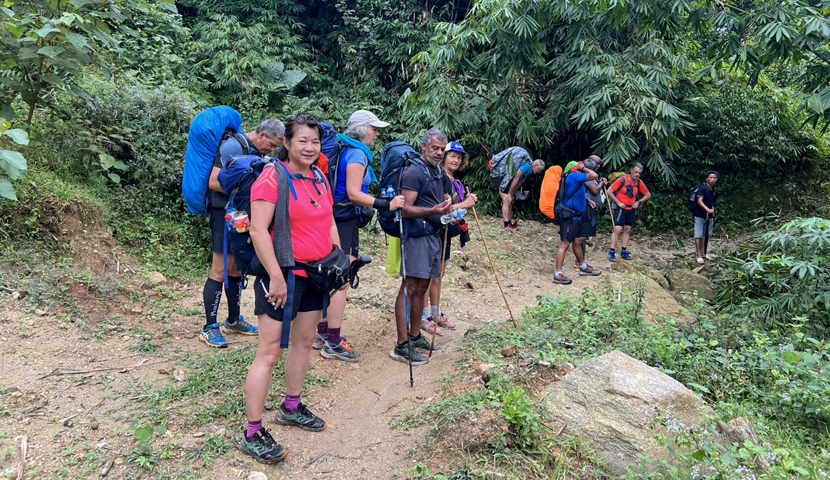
xmin=398 ymin=213 xmax=414 ymax=387
xmin=603 ymin=186 xmax=617 ymax=232
xmin=471 ymin=206 xmax=517 ymax=328
xmin=703 ymin=212 xmax=711 ymax=259
xmin=429 ymin=223 xmax=450 ymax=357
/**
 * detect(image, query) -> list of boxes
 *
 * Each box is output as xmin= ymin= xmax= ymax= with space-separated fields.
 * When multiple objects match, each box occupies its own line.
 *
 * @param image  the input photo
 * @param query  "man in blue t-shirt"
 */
xmin=554 ymin=163 xmax=601 ymax=284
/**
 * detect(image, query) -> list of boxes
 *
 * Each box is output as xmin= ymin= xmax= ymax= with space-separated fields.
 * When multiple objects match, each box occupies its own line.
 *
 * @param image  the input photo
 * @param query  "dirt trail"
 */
xmin=0 ymin=217 xmax=703 ymax=479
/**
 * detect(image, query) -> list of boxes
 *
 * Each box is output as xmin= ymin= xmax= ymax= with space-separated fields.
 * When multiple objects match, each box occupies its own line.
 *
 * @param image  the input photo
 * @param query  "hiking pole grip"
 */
xmin=471 ymin=206 xmax=517 ymax=328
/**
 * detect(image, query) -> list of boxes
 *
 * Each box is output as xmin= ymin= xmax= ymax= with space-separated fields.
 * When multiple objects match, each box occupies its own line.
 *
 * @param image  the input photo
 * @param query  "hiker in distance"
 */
xmin=576 ymin=155 xmax=607 ymax=270
xmin=553 ymin=159 xmax=602 ymax=285
xmin=607 ymin=162 xmax=652 ymax=261
xmin=240 ymin=113 xmax=336 ymax=464
xmin=320 ymin=109 xmax=405 ymax=362
xmin=202 ymin=118 xmax=286 ymax=348
xmin=489 ymin=146 xmax=545 ymax=231
xmin=693 ymin=171 xmax=718 ymax=264
xmin=391 ymin=129 xmax=452 ymax=366
xmin=421 ymin=141 xmax=478 ymax=335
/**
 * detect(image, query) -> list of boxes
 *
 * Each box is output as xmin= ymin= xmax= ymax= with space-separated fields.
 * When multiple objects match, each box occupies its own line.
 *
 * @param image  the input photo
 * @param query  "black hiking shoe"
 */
xmin=238 ymin=427 xmax=288 ymax=464
xmin=409 ymin=334 xmax=441 ymax=353
xmin=553 ymin=273 xmax=573 ymax=285
xmin=389 ymin=341 xmax=429 ymax=365
xmin=274 ymin=402 xmax=326 ymax=432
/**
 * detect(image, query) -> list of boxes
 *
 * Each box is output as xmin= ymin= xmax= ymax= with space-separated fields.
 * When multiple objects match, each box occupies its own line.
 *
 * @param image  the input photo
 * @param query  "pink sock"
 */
xmin=246 ymin=419 xmax=262 ymax=439
xmin=284 ymin=395 xmax=301 ymax=412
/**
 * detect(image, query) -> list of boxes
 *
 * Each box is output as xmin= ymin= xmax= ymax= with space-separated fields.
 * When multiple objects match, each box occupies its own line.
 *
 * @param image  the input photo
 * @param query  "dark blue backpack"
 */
xmin=377 ymin=141 xmax=445 ymax=238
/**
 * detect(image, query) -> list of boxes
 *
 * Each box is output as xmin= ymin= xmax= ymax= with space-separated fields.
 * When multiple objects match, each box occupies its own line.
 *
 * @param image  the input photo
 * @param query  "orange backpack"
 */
xmin=539 ymin=165 xmax=563 ymax=219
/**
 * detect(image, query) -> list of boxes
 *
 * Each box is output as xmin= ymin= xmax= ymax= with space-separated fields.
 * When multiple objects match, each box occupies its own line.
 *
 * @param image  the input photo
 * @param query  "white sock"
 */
xmin=422 ymin=307 xmax=430 ymax=320
xmin=430 ymin=306 xmax=439 ymax=318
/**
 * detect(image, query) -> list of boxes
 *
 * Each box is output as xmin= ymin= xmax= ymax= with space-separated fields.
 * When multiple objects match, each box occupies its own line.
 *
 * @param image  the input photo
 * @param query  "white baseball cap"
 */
xmin=347 ymin=109 xmax=390 ymax=129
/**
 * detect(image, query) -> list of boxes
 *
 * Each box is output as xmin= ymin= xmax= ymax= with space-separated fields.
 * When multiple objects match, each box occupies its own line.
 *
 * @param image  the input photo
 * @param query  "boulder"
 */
xmin=148 ymin=271 xmax=167 ymax=285
xmin=544 ymin=350 xmax=709 ymax=477
xmin=666 ymin=268 xmax=714 ymax=302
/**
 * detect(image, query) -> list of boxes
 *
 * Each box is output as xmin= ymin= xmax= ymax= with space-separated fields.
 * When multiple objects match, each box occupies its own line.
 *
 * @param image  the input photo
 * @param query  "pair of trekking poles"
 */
xmin=399 ymin=202 xmax=517 ymax=387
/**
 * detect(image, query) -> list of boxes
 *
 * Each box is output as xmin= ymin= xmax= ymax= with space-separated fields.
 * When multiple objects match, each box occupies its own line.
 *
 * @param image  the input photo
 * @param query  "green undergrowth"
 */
xmin=405 ymin=285 xmax=830 ymax=479
xmin=122 ymin=346 xmax=330 ymax=427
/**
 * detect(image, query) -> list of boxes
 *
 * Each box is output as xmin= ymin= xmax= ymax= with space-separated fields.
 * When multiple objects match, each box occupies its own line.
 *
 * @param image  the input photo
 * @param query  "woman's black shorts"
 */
xmin=253 ymin=273 xmax=324 ymax=321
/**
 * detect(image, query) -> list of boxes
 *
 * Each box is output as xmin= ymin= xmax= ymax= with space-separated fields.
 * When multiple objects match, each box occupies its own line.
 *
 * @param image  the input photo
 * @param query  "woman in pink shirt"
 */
xmin=239 ymin=113 xmax=340 ymax=464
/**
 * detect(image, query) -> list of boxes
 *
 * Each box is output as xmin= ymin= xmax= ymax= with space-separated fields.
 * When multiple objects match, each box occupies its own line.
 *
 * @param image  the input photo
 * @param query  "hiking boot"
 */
xmin=200 ymin=323 xmax=228 ymax=348
xmin=321 ymin=339 xmax=360 ymax=362
xmin=410 ymin=334 xmax=441 ymax=353
xmin=553 ymin=274 xmax=573 ymax=285
xmin=221 ymin=315 xmax=258 ymax=336
xmin=389 ymin=342 xmax=429 ymax=365
xmin=238 ymin=427 xmax=288 ymax=464
xmin=696 ymin=257 xmax=704 ymax=265
xmin=608 ymin=250 xmax=617 ymax=262
xmin=436 ymin=312 xmax=456 ymax=330
xmin=421 ymin=318 xmax=443 ymax=336
xmin=504 ymin=224 xmax=518 ymax=232
xmin=579 ymin=265 xmax=601 ymax=276
xmin=274 ymin=403 xmax=326 ymax=432
xmin=621 ymin=251 xmax=633 ymax=260
xmin=312 ymin=333 xmax=326 ymax=350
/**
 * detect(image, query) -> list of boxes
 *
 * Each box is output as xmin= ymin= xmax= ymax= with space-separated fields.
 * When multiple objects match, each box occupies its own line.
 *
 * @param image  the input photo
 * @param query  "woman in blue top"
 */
xmin=315 ymin=109 xmax=405 ymax=362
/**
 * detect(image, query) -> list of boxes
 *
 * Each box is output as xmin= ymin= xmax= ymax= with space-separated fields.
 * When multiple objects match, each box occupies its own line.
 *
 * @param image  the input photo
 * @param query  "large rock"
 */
xmin=544 ymin=350 xmax=709 ymax=477
xmin=666 ymin=268 xmax=714 ymax=302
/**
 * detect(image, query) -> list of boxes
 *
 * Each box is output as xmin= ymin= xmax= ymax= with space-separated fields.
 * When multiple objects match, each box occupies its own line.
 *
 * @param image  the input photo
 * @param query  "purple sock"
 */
xmin=317 ymin=321 xmax=328 ymax=335
xmin=246 ymin=419 xmax=262 ymax=439
xmin=327 ymin=327 xmax=342 ymax=346
xmin=284 ymin=395 xmax=301 ymax=412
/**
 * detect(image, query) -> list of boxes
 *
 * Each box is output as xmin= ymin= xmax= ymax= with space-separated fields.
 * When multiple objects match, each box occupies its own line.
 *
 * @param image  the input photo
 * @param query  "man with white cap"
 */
xmin=313 ymin=109 xmax=405 ymax=362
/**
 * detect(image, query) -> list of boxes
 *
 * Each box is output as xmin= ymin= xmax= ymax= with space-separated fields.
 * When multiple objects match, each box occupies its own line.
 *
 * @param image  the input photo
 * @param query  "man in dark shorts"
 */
xmin=201 ymin=118 xmax=285 ymax=348
xmin=576 ymin=156 xmax=607 ymax=269
xmin=607 ymin=163 xmax=652 ymax=261
xmin=390 ymin=128 xmax=452 ymax=365
xmin=693 ymin=171 xmax=718 ymax=264
xmin=553 ymin=162 xmax=600 ymax=285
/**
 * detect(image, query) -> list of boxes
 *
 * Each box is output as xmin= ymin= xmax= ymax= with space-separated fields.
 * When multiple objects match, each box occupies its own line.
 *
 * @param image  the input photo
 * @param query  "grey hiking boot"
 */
xmin=553 ymin=273 xmax=573 ymax=285
xmin=321 ymin=339 xmax=359 ymax=362
xmin=274 ymin=403 xmax=326 ymax=432
xmin=389 ymin=341 xmax=429 ymax=365
xmin=238 ymin=427 xmax=288 ymax=464
xmin=312 ymin=333 xmax=326 ymax=350
xmin=409 ymin=334 xmax=441 ymax=353
xmin=579 ymin=265 xmax=601 ymax=276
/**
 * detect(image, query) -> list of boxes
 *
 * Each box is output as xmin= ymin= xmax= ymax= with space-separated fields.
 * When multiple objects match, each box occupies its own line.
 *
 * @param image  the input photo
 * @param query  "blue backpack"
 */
xmin=182 ymin=106 xmax=243 ymax=215
xmin=377 ymin=141 xmax=445 ymax=238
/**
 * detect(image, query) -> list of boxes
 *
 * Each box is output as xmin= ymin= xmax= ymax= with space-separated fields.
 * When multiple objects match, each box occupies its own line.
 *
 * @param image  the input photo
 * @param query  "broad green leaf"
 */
xmin=64 ymin=31 xmax=88 ymax=50
xmin=781 ymin=350 xmax=803 ymax=365
xmin=0 ymin=178 xmax=17 ymax=201
xmin=34 ymin=26 xmax=60 ymax=38
xmin=691 ymin=450 xmax=706 ymax=461
xmin=98 ymin=153 xmax=115 ymax=170
xmin=112 ymin=160 xmax=128 ymax=171
xmin=107 ymin=172 xmax=121 ymax=184
xmin=37 ymin=46 xmax=65 ymax=58
xmin=133 ymin=425 xmax=153 ymax=441
xmin=0 ymin=149 xmax=26 ymax=171
xmin=3 ymin=128 xmax=29 ymax=146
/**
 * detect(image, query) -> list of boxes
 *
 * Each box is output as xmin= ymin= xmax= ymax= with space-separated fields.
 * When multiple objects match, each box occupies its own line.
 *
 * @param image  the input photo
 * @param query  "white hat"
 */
xmin=347 ymin=109 xmax=390 ymax=129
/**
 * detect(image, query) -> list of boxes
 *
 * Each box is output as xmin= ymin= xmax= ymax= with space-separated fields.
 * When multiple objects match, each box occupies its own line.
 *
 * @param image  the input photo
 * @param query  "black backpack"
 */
xmin=377 ymin=141 xmax=445 ymax=238
xmin=553 ymin=171 xmax=580 ymax=223
xmin=686 ymin=184 xmax=702 ymax=214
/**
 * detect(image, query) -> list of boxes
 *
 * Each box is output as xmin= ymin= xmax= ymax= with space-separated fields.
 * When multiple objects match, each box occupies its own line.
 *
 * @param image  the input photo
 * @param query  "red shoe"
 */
xmin=437 ymin=312 xmax=456 ymax=330
xmin=504 ymin=224 xmax=518 ymax=232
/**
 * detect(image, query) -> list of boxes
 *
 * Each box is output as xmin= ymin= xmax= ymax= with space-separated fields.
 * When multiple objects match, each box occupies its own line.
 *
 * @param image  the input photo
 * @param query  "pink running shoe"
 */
xmin=436 ymin=312 xmax=456 ymax=330
xmin=420 ymin=318 xmax=444 ymax=336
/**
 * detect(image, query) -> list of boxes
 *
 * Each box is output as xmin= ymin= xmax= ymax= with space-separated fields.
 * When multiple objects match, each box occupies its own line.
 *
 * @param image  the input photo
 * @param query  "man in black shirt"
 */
xmin=693 ymin=171 xmax=718 ymax=264
xmin=201 ymin=118 xmax=285 ymax=348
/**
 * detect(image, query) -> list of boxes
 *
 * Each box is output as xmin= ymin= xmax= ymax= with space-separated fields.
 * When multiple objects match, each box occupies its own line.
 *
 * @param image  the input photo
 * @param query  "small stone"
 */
xmin=114 ymin=457 xmax=125 ymax=466
xmin=63 ymin=418 xmax=74 ymax=427
xmin=35 ymin=309 xmax=48 ymax=316
xmin=264 ymin=401 xmax=274 ymax=411
xmin=130 ymin=306 xmax=143 ymax=314
xmin=158 ymin=368 xmax=169 ymax=375
xmin=91 ymin=423 xmax=99 ymax=430
xmin=501 ymin=345 xmax=518 ymax=357
xmin=173 ymin=369 xmax=188 ymax=382
xmin=148 ymin=272 xmax=167 ymax=284
xmin=415 ymin=396 xmax=425 ymax=400
xmin=464 ymin=326 xmax=480 ymax=337
xmin=192 ymin=431 xmax=205 ymax=438
xmin=474 ymin=363 xmax=494 ymax=383
xmin=248 ymin=472 xmax=268 ymax=480
xmin=465 ymin=282 xmax=475 ymax=290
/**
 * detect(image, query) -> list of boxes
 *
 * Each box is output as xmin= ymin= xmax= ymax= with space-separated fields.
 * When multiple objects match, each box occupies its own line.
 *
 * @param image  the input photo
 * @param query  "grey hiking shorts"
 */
xmin=402 ymin=234 xmax=442 ymax=279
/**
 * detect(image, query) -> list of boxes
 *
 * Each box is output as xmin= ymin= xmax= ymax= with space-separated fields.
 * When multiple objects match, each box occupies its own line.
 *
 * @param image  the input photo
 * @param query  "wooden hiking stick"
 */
xmin=603 ymin=185 xmax=617 ymax=232
xmin=429 ymin=223 xmax=450 ymax=357
xmin=471 ymin=206 xmax=517 ymax=328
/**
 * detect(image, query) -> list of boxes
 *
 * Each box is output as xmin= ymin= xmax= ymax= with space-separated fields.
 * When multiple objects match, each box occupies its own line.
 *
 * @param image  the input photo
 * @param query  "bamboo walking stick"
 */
xmin=471 ymin=206 xmax=517 ymax=328
xmin=429 ymin=223 xmax=450 ymax=357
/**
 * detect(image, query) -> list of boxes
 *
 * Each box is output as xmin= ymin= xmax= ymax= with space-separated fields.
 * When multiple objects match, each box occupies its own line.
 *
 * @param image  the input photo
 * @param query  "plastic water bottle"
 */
xmin=384 ymin=185 xmax=395 ymax=199
xmin=441 ymin=208 xmax=467 ymax=224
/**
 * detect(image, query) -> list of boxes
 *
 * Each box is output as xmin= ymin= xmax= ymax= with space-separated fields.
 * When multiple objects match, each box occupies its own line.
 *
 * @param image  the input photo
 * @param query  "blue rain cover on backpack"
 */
xmin=182 ymin=106 xmax=243 ymax=215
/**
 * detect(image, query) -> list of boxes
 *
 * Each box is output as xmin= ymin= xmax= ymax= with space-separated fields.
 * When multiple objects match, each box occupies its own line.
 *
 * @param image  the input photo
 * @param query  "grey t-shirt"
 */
xmin=584 ymin=179 xmax=604 ymax=208
xmin=400 ymin=158 xmax=447 ymax=228
xmin=208 ymin=133 xmax=258 ymax=209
